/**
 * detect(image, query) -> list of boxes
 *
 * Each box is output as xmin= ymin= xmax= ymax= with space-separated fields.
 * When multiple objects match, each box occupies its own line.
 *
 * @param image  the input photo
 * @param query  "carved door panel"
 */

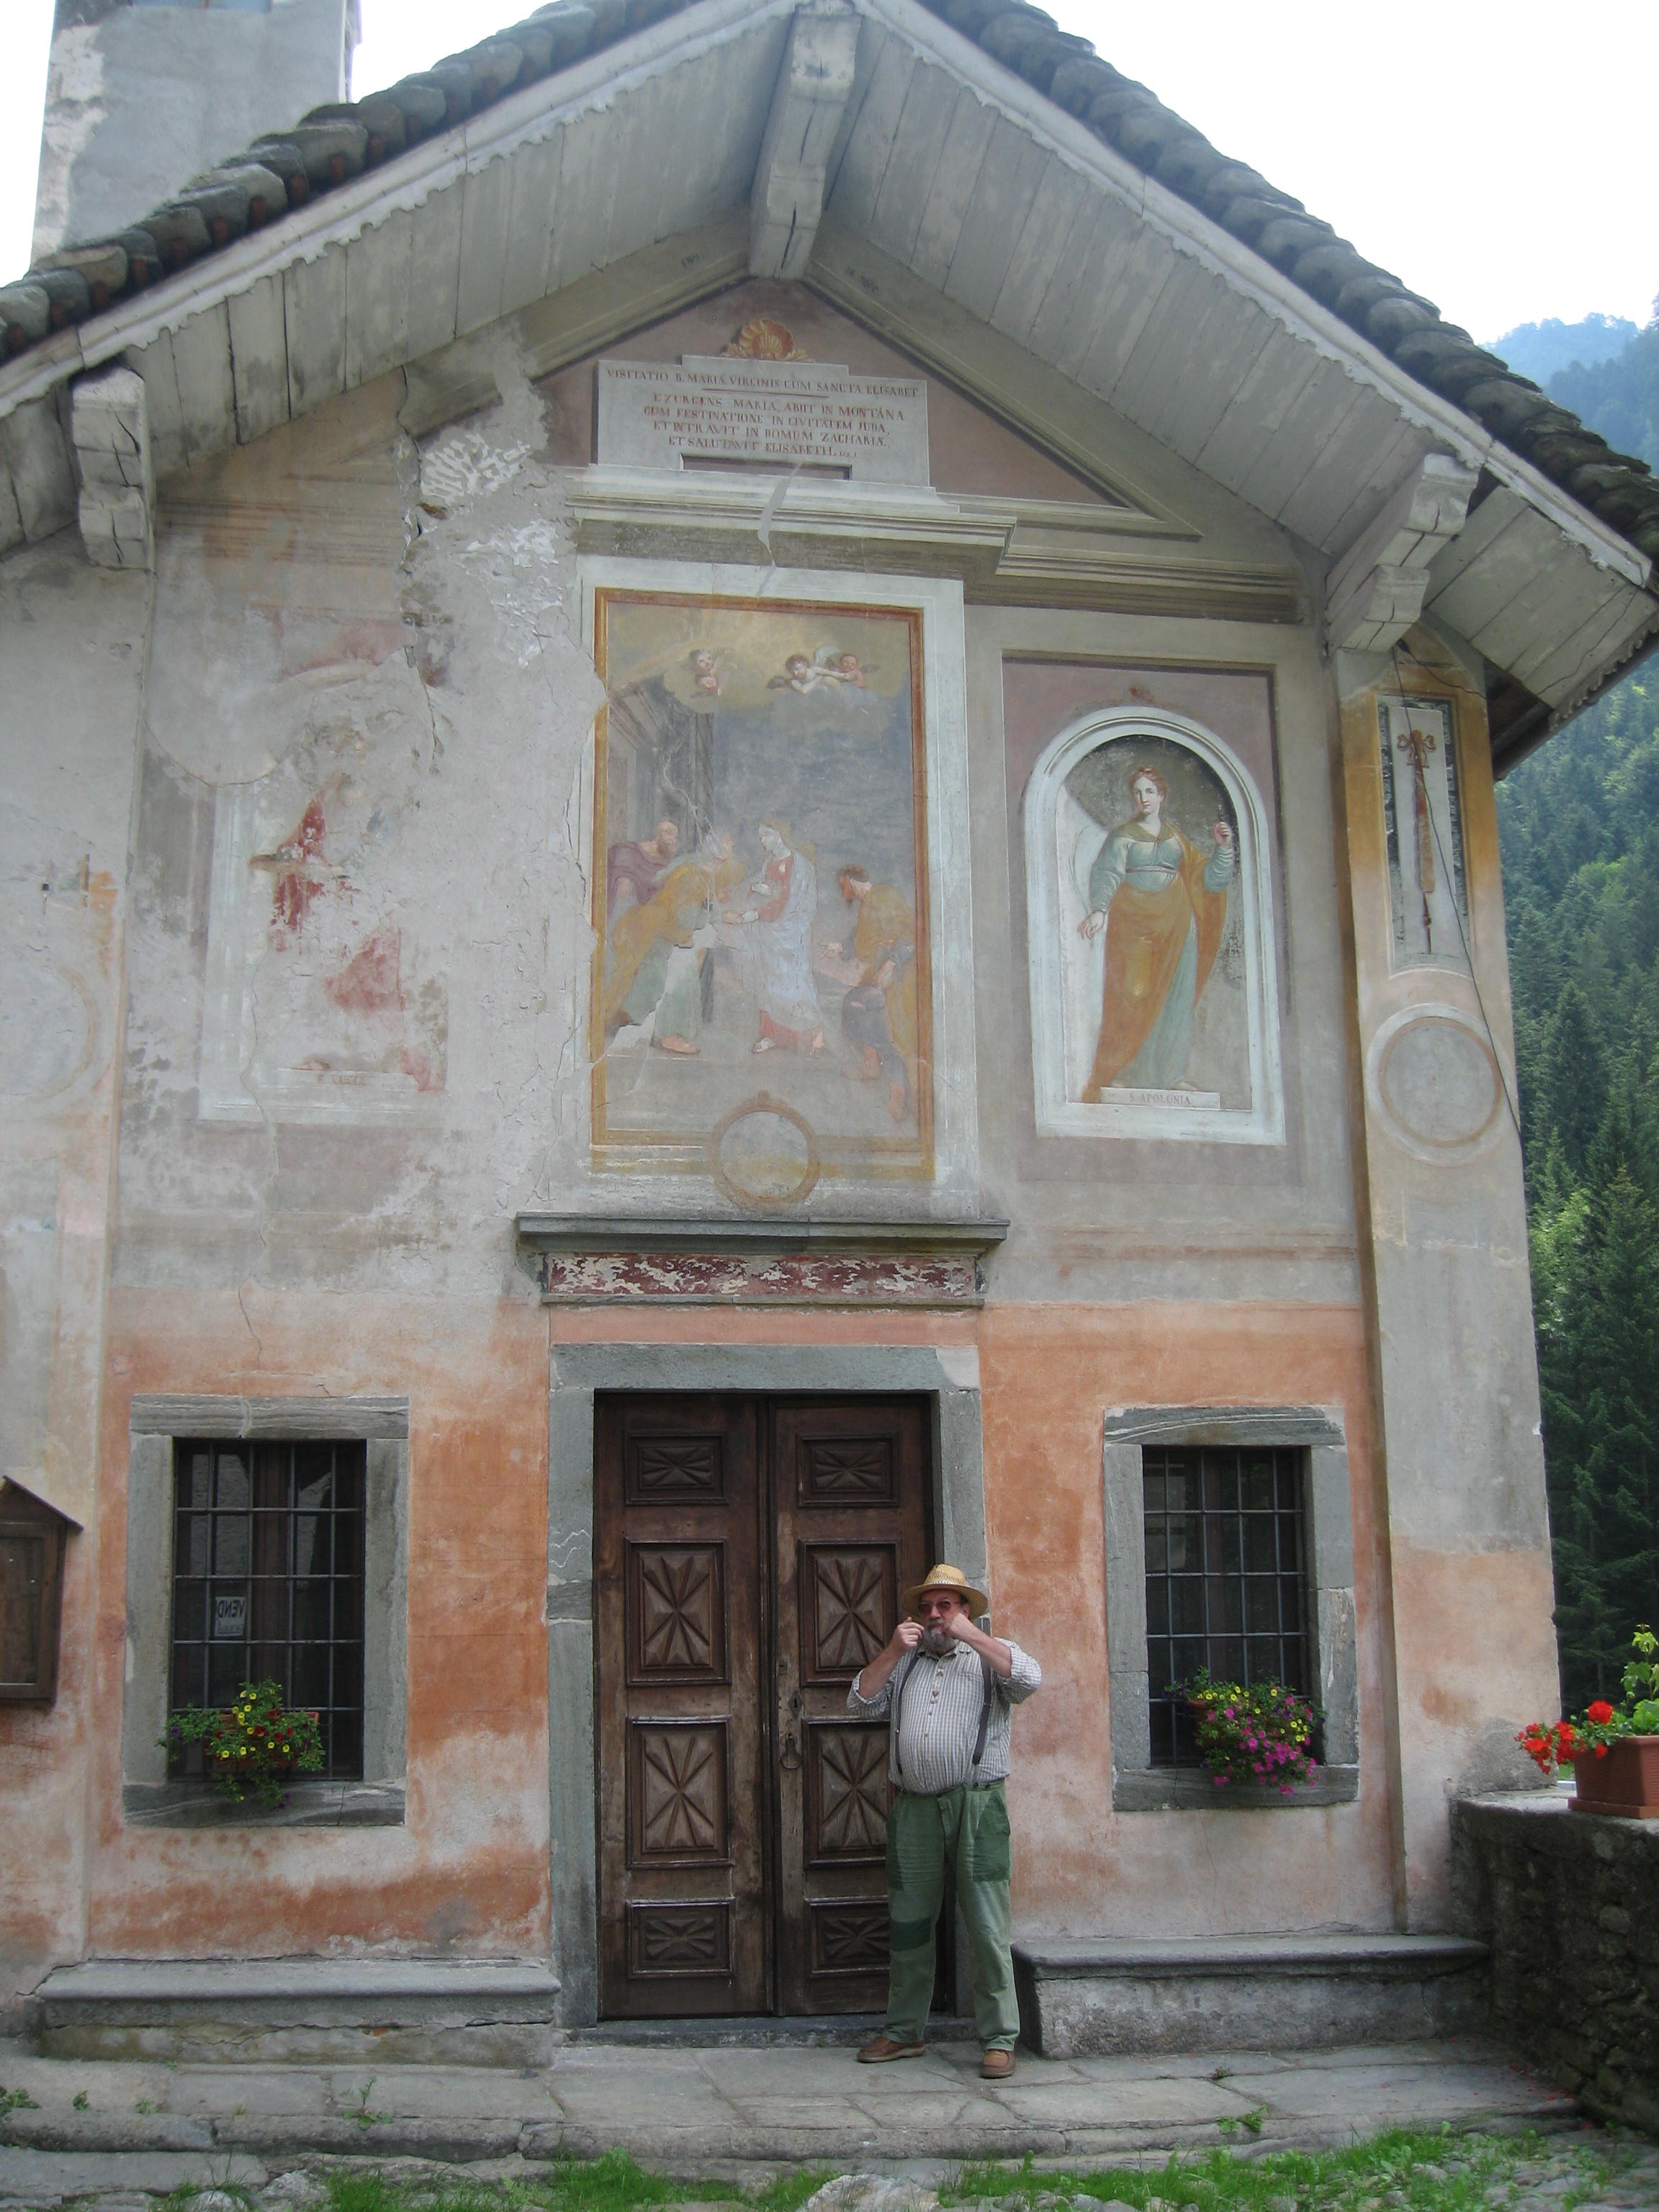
xmin=770 ymin=1399 xmax=932 ymax=2015
xmin=595 ymin=1396 xmax=768 ymax=2017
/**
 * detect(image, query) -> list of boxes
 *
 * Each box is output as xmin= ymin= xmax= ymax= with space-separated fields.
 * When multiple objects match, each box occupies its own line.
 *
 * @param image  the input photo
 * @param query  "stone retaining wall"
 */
xmin=1452 ymin=1791 xmax=1659 ymax=2132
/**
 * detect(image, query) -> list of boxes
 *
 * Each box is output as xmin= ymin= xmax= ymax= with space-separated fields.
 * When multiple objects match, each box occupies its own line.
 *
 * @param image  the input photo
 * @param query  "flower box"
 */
xmin=161 ymin=1680 xmax=324 ymax=1806
xmin=1570 ymin=1734 xmax=1659 ymax=1819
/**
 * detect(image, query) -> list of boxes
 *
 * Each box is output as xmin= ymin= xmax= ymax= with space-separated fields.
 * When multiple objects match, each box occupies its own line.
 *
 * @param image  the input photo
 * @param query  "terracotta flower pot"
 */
xmin=1570 ymin=1734 xmax=1659 ymax=1818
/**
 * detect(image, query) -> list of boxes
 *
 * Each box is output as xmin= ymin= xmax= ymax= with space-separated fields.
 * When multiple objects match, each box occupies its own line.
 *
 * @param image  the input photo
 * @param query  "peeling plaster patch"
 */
xmin=143 ymin=574 xmax=399 ymax=788
xmin=419 ymin=428 xmax=531 ymax=517
xmin=455 ymin=521 xmax=566 ymax=668
xmin=114 ymin=323 xmax=615 ymax=1296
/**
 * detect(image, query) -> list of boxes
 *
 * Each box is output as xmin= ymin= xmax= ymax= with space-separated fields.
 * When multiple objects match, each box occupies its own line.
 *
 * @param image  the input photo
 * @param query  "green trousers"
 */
xmin=884 ymin=1779 xmax=1020 ymax=2049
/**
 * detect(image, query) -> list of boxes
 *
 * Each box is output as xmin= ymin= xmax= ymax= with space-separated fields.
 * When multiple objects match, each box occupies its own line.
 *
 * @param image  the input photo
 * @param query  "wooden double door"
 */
xmin=595 ymin=1394 xmax=931 ymax=2017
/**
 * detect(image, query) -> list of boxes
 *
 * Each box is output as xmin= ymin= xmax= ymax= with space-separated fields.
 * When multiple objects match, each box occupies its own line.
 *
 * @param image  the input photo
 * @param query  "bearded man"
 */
xmin=848 ymin=1564 xmax=1040 ymax=2077
xmin=827 ymin=865 xmax=917 ymax=1121
xmin=606 ymin=819 xmax=680 ymax=917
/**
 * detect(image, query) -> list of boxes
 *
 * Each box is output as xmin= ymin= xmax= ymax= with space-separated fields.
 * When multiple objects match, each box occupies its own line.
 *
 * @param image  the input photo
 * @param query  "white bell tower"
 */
xmin=33 ymin=0 xmax=359 ymax=262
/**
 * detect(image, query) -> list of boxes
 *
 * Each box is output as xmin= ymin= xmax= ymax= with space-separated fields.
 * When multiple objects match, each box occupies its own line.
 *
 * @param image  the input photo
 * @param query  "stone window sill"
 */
xmin=1113 ymin=1763 xmax=1359 ymax=1811
xmin=122 ymin=1778 xmax=405 ymax=1829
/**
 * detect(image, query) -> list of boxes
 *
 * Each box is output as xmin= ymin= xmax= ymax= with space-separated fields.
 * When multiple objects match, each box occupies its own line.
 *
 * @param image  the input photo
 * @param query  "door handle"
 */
xmin=780 ymin=1730 xmax=803 ymax=1773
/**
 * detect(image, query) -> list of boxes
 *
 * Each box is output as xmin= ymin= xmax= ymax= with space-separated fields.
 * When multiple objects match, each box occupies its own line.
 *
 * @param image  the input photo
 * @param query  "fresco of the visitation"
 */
xmin=590 ymin=592 xmax=932 ymax=1200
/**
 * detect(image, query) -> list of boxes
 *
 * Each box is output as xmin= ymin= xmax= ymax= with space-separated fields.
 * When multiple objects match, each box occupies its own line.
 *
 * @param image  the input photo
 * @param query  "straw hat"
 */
xmin=901 ymin=1562 xmax=989 ymax=1617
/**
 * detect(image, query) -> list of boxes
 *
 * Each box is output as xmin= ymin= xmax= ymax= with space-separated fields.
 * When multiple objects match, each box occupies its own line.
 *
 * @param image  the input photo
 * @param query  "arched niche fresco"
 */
xmin=1024 ymin=709 xmax=1284 ymax=1145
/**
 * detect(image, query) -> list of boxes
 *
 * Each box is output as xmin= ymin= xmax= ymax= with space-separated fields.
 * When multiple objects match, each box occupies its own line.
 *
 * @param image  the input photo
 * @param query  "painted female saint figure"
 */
xmin=1077 ymin=764 xmax=1234 ymax=1099
xmin=727 ymin=819 xmax=824 ymax=1053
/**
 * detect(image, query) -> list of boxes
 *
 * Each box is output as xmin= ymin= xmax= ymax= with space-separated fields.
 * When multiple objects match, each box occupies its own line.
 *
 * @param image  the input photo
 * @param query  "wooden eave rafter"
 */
xmin=0 ymin=0 xmax=1653 ymax=734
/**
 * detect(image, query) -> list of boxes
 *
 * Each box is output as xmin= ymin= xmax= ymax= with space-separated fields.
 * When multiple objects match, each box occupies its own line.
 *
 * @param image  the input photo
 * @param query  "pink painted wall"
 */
xmin=85 ymin=1290 xmax=550 ymax=1964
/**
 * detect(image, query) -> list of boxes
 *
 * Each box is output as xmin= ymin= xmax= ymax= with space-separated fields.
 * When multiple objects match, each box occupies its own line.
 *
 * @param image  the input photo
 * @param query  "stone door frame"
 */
xmin=546 ymin=1342 xmax=986 ymax=2026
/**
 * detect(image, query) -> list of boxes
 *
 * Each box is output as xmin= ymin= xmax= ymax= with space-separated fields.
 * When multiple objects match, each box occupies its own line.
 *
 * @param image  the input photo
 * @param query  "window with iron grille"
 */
xmin=1143 ymin=1444 xmax=1310 ymax=1767
xmin=170 ymin=1439 xmax=365 ymax=1777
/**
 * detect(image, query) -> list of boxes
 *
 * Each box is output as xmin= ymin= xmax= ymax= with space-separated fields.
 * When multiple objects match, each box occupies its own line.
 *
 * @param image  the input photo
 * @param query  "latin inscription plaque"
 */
xmin=596 ymin=358 xmax=930 ymax=483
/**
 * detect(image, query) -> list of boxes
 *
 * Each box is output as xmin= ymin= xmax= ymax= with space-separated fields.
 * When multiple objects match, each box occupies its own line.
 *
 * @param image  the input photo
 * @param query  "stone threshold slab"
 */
xmin=1014 ymin=1934 xmax=1488 ymax=1977
xmin=33 ymin=1960 xmax=559 ymax=2003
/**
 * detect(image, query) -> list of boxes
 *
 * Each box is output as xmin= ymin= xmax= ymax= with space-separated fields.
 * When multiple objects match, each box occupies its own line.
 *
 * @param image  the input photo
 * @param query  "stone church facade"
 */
xmin=2 ymin=0 xmax=1656 ymax=2046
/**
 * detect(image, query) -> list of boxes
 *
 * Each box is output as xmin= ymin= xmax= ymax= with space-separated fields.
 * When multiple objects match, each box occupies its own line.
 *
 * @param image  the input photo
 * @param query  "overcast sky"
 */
xmin=4 ymin=0 xmax=1655 ymax=346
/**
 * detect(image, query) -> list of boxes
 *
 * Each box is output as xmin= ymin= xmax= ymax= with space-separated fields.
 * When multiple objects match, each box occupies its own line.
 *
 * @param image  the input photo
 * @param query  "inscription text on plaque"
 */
xmin=596 ymin=357 xmax=931 ymax=484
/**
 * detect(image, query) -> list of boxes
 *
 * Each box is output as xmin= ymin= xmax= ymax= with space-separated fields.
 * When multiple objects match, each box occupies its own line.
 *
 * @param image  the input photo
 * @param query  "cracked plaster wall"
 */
xmin=66 ymin=347 xmax=593 ymax=1979
xmin=0 ymin=271 xmax=1562 ymax=1986
xmin=118 ymin=341 xmax=601 ymax=1304
xmin=0 ymin=533 xmax=149 ymax=2026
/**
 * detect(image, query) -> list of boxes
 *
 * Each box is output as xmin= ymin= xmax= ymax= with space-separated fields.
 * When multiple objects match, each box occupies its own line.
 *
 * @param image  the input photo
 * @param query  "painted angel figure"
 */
xmin=768 ymin=646 xmax=871 ymax=696
xmin=820 ymin=648 xmax=869 ymax=689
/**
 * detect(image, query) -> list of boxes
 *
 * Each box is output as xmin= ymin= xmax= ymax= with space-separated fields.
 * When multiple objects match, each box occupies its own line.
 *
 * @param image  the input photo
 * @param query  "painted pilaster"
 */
xmin=1336 ymin=627 xmax=1556 ymax=1930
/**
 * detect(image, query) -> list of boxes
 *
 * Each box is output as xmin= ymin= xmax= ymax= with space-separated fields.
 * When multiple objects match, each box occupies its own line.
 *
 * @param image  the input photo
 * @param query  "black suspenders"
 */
xmin=890 ymin=1648 xmax=998 ymax=1782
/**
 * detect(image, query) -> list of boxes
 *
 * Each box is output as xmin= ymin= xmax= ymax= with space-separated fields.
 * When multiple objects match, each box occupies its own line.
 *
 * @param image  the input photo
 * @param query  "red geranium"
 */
xmin=1587 ymin=1699 xmax=1615 ymax=1725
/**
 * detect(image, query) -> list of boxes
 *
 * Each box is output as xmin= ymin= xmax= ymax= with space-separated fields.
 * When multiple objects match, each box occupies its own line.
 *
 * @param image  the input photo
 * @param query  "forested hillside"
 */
xmin=1548 ymin=324 xmax=1659 ymax=477
xmin=1493 ymin=309 xmax=1659 ymax=1708
xmin=1493 ymin=312 xmax=1639 ymax=388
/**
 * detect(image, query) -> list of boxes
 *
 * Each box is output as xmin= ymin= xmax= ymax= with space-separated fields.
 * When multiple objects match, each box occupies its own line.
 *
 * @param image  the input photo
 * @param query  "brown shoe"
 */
xmin=979 ymin=2047 xmax=1015 ymax=2078
xmin=858 ymin=2033 xmax=927 ymax=2063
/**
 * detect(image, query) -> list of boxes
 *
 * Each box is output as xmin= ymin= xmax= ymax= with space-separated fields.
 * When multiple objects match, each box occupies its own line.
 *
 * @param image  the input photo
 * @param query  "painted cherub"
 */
xmin=768 ymin=645 xmax=871 ymax=695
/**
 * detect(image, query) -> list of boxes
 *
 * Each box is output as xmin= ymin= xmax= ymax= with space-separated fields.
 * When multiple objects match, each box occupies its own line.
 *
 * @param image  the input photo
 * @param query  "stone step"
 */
xmin=570 ymin=2013 xmax=976 ymax=2046
xmin=30 ymin=1956 xmax=561 ymax=2067
xmin=1011 ymin=1932 xmax=1490 ymax=2057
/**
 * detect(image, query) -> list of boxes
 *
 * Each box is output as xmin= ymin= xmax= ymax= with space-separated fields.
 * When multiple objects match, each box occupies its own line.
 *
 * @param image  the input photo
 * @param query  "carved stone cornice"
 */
xmin=513 ymin=1212 xmax=1008 ymax=1307
xmin=564 ymin=466 xmax=1013 ymax=585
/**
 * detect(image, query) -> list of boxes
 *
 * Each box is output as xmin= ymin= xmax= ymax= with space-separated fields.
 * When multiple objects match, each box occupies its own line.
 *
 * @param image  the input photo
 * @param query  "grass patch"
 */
xmin=139 ymin=2128 xmax=1650 ymax=2212
xmin=156 ymin=2185 xmax=261 ymax=2212
xmin=938 ymin=2126 xmax=1637 ymax=2212
xmin=319 ymin=2151 xmax=833 ymax=2212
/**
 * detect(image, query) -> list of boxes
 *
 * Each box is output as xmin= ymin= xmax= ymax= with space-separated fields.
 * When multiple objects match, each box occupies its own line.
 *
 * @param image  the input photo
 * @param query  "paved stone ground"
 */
xmin=2 ymin=2130 xmax=1658 ymax=2212
xmin=0 ymin=2034 xmax=1598 ymax=2202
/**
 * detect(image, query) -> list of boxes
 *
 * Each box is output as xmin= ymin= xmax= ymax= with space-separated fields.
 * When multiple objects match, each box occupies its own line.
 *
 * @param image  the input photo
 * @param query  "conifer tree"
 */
xmin=1496 ymin=361 xmax=1659 ymax=1709
xmin=1550 ymin=1159 xmax=1659 ymax=1705
xmin=1541 ymin=983 xmax=1607 ymax=1175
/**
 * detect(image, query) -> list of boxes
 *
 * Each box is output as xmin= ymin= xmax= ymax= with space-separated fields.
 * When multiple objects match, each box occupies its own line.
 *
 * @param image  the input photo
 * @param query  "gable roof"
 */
xmin=9 ymin=0 xmax=1655 ymax=570
xmin=1 ymin=0 xmax=1654 ymax=760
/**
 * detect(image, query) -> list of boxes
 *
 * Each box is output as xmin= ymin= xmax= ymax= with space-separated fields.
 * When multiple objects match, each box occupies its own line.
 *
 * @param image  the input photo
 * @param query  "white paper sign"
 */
xmin=213 ymin=1593 xmax=248 ymax=1640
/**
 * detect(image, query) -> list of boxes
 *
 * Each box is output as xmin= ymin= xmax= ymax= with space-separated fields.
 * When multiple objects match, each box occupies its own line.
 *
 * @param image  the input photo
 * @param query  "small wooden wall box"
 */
xmin=0 ymin=1478 xmax=78 ymax=1704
